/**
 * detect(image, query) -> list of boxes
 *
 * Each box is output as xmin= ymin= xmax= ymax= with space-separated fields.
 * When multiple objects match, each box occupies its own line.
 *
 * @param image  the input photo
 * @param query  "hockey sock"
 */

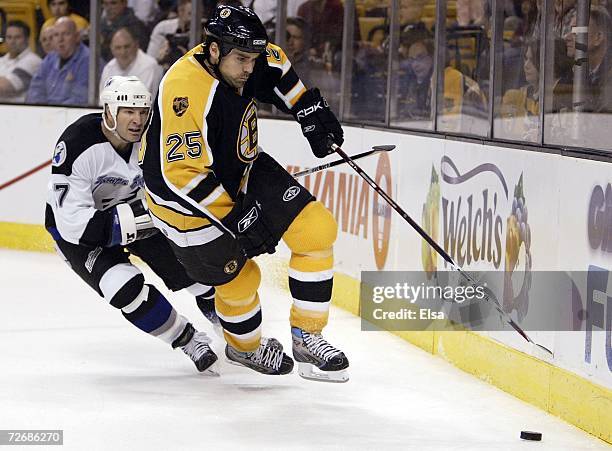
xmin=121 ymin=284 xmax=188 ymax=345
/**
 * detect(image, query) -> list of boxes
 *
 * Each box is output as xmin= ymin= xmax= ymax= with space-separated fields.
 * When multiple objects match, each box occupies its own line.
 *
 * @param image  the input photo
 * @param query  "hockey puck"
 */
xmin=520 ymin=431 xmax=542 ymax=441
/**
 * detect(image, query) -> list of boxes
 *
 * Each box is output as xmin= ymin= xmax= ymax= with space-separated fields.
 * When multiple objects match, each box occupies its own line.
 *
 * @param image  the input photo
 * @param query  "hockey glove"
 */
xmin=292 ymin=88 xmax=344 ymax=158
xmin=107 ymin=198 xmax=158 ymax=247
xmin=221 ymin=198 xmax=279 ymax=258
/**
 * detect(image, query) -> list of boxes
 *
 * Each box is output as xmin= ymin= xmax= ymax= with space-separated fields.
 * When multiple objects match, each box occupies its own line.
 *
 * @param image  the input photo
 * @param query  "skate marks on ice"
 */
xmin=0 ymin=250 xmax=609 ymax=451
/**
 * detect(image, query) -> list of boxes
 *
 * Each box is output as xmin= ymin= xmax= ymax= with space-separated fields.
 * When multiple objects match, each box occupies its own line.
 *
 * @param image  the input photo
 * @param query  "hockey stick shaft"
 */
xmin=292 ymin=145 xmax=395 ymax=178
xmin=332 ymin=143 xmax=553 ymax=356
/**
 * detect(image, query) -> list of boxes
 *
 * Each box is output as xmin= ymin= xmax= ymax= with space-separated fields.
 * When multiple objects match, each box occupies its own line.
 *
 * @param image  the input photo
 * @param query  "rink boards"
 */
xmin=0 ymin=105 xmax=610 ymax=443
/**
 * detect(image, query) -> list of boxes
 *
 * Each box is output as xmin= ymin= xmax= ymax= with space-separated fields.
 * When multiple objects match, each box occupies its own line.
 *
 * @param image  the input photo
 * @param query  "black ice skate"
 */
xmin=195 ymin=293 xmax=223 ymax=338
xmin=291 ymin=327 xmax=349 ymax=383
xmin=225 ymin=337 xmax=294 ymax=375
xmin=173 ymin=323 xmax=219 ymax=376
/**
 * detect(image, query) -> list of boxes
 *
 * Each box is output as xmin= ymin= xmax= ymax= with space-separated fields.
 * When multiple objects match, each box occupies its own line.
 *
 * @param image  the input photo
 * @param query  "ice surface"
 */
xmin=0 ymin=250 xmax=608 ymax=451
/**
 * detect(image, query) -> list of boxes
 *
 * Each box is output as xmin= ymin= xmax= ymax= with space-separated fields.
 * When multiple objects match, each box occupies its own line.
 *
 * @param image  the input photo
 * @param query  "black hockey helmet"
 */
xmin=205 ymin=5 xmax=268 ymax=57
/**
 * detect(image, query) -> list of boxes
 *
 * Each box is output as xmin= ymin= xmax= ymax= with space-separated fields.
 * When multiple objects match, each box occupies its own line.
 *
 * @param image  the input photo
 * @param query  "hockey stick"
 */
xmin=332 ymin=143 xmax=554 ymax=356
xmin=292 ymin=145 xmax=395 ymax=178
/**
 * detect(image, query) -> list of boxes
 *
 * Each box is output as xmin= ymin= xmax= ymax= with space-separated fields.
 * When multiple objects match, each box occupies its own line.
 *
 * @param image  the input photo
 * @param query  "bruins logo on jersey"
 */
xmin=237 ymin=101 xmax=258 ymax=162
xmin=173 ymin=97 xmax=189 ymax=117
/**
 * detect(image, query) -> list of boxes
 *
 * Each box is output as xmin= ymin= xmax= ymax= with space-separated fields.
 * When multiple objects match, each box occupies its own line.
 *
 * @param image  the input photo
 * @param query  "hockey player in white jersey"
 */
xmin=45 ymin=76 xmax=220 ymax=374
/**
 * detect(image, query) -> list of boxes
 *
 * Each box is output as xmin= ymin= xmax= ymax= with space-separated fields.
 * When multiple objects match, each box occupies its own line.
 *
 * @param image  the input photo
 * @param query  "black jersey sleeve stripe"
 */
xmin=276 ymin=69 xmax=300 ymax=96
xmin=186 ymin=173 xmax=222 ymax=204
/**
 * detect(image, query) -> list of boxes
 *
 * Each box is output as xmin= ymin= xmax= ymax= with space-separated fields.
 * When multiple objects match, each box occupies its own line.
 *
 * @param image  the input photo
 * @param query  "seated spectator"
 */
xmin=39 ymin=24 xmax=58 ymax=57
xmin=101 ymin=0 xmax=150 ymax=62
xmin=128 ymin=0 xmax=160 ymax=27
xmin=398 ymin=38 xmax=487 ymax=127
xmin=351 ymin=26 xmax=430 ymax=121
xmin=297 ymin=0 xmax=360 ymax=69
xmin=285 ymin=17 xmax=313 ymax=87
xmin=455 ymin=0 xmax=487 ymax=27
xmin=554 ymin=0 xmax=576 ymax=38
xmin=365 ymin=0 xmax=432 ymax=58
xmin=42 ymin=0 xmax=89 ymax=33
xmin=399 ymin=0 xmax=429 ymax=34
xmin=564 ymin=6 xmax=612 ymax=112
xmin=147 ymin=0 xmax=191 ymax=69
xmin=367 ymin=25 xmax=387 ymax=48
xmin=0 ymin=21 xmax=42 ymax=103
xmin=500 ymin=38 xmax=572 ymax=140
xmin=26 ymin=17 xmax=90 ymax=106
xmin=519 ymin=0 xmax=539 ymax=39
xmin=101 ymin=28 xmax=163 ymax=97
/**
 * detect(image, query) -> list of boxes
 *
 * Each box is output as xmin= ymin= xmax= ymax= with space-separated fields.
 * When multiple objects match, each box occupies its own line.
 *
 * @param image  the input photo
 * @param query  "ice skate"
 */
xmin=195 ymin=294 xmax=223 ymax=338
xmin=291 ymin=327 xmax=349 ymax=383
xmin=225 ymin=337 xmax=294 ymax=375
xmin=173 ymin=323 xmax=219 ymax=376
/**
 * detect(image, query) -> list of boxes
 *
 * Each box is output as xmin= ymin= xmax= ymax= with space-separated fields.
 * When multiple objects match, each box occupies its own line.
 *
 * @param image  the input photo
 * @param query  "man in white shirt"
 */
xmin=0 ymin=21 xmax=42 ymax=103
xmin=128 ymin=0 xmax=159 ymax=26
xmin=147 ymin=0 xmax=191 ymax=65
xmin=100 ymin=27 xmax=163 ymax=97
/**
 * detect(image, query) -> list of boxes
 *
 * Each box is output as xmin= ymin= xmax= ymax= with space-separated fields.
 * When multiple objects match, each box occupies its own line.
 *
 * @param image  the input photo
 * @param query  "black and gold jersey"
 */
xmin=140 ymin=43 xmax=306 ymax=247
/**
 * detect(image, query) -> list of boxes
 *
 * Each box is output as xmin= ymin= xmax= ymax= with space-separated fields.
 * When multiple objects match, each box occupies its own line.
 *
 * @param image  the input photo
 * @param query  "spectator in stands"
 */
xmin=0 ymin=21 xmax=42 ymax=103
xmin=554 ymin=0 xmax=576 ymax=38
xmin=285 ymin=17 xmax=313 ymax=87
xmin=367 ymin=25 xmax=387 ymax=48
xmin=399 ymin=0 xmax=429 ymax=34
xmin=147 ymin=0 xmax=191 ymax=68
xmin=398 ymin=38 xmax=435 ymax=120
xmin=455 ymin=0 xmax=487 ymax=27
xmin=564 ymin=6 xmax=612 ymax=112
xmin=128 ymin=0 xmax=160 ymax=27
xmin=42 ymin=0 xmax=89 ymax=33
xmin=520 ymin=0 xmax=539 ymax=39
xmin=26 ymin=17 xmax=90 ymax=106
xmin=297 ymin=0 xmax=360 ymax=68
xmin=39 ymin=24 xmax=57 ymax=57
xmin=398 ymin=38 xmax=487 ymax=126
xmin=500 ymin=39 xmax=572 ymax=140
xmin=367 ymin=0 xmax=432 ymax=59
xmin=101 ymin=0 xmax=150 ymax=62
xmin=101 ymin=28 xmax=163 ymax=97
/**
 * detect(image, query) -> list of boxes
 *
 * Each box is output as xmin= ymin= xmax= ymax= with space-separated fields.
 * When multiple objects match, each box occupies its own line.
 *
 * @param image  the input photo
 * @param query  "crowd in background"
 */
xmin=0 ymin=0 xmax=611 ymax=149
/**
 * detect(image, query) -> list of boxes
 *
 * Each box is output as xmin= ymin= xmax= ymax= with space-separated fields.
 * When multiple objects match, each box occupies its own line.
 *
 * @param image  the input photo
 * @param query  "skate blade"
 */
xmin=225 ymin=357 xmax=245 ymax=368
xmin=224 ymin=357 xmax=293 ymax=375
xmin=199 ymin=361 xmax=221 ymax=377
xmin=211 ymin=324 xmax=224 ymax=339
xmin=297 ymin=363 xmax=349 ymax=383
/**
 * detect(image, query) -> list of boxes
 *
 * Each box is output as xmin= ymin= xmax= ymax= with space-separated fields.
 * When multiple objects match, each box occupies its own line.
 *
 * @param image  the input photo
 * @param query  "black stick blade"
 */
xmin=372 ymin=145 xmax=396 ymax=151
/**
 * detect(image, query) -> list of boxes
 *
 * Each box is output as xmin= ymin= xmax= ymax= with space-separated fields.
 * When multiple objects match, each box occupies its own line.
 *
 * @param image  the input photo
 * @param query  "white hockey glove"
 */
xmin=107 ymin=199 xmax=158 ymax=247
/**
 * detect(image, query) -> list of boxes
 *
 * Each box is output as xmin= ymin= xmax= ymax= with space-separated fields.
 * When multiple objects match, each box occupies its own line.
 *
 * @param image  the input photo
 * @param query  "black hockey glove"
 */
xmin=107 ymin=198 xmax=158 ymax=247
xmin=292 ymin=88 xmax=344 ymax=158
xmin=221 ymin=197 xmax=279 ymax=258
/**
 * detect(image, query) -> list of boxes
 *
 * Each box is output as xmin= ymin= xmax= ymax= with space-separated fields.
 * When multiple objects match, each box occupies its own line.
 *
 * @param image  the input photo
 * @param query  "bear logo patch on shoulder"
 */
xmin=173 ymin=97 xmax=189 ymax=117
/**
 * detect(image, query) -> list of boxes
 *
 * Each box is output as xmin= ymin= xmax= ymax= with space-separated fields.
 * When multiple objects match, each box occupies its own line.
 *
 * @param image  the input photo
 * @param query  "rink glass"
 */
xmin=5 ymin=0 xmax=612 ymax=155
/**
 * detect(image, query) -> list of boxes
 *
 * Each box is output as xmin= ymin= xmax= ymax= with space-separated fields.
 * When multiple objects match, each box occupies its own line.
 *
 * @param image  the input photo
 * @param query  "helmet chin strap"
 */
xmin=102 ymin=108 xmax=136 ymax=145
xmin=204 ymin=41 xmax=237 ymax=88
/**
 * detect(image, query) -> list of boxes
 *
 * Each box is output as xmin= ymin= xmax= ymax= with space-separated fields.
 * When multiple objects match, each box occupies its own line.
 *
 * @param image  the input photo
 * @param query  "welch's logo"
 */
xmin=423 ymin=155 xmax=533 ymax=319
xmin=439 ymin=156 xmax=508 ymax=268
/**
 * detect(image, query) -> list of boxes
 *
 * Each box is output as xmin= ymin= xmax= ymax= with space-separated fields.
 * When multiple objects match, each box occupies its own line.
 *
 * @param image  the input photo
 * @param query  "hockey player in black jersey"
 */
xmin=141 ymin=6 xmax=349 ymax=382
xmin=45 ymin=76 xmax=220 ymax=374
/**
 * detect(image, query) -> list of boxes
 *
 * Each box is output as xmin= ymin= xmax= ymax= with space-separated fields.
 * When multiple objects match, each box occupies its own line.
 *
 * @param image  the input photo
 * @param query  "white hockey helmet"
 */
xmin=100 ymin=76 xmax=152 ymax=132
